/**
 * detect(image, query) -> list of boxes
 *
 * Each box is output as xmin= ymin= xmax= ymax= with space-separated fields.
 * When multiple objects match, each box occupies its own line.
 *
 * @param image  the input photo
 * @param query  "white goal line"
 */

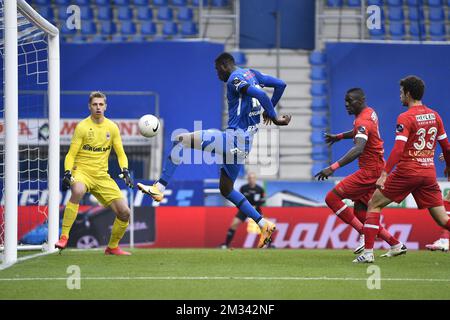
xmin=0 ymin=276 xmax=449 ymax=283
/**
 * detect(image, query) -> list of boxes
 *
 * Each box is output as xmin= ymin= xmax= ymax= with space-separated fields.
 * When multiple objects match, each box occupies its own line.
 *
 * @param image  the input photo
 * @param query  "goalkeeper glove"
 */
xmin=119 ymin=168 xmax=134 ymax=188
xmin=62 ymin=170 xmax=73 ymax=191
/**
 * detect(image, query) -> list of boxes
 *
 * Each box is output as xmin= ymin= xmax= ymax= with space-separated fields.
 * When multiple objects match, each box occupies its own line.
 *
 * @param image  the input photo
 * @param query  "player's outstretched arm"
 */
xmin=251 ymin=69 xmax=287 ymax=107
xmin=324 ymin=130 xmax=354 ymax=146
xmin=315 ymin=137 xmax=367 ymax=181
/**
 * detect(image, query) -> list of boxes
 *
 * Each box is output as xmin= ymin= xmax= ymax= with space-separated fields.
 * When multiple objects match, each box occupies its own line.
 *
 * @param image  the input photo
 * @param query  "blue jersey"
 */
xmin=226 ymin=68 xmax=264 ymax=133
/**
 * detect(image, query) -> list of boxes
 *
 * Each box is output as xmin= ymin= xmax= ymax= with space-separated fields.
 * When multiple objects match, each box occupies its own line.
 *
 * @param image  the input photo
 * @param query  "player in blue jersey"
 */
xmin=138 ymin=52 xmax=291 ymax=248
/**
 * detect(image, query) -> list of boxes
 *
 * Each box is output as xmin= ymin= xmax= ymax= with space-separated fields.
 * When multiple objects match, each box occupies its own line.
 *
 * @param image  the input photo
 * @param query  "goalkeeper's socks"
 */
xmin=61 ymin=201 xmax=79 ymax=238
xmin=108 ymin=217 xmax=129 ymax=249
xmin=363 ymin=211 xmax=380 ymax=250
xmin=225 ymin=190 xmax=262 ymax=223
xmin=325 ymin=191 xmax=363 ymax=233
xmin=159 ymin=141 xmax=183 ymax=187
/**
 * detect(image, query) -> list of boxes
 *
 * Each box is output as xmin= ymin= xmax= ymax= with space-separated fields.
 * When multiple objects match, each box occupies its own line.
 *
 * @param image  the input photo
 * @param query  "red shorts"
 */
xmin=335 ymin=169 xmax=382 ymax=205
xmin=381 ymin=170 xmax=443 ymax=209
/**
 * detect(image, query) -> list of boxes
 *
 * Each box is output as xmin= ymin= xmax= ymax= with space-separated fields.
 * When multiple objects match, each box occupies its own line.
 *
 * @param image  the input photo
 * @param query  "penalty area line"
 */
xmin=0 ymin=276 xmax=449 ymax=282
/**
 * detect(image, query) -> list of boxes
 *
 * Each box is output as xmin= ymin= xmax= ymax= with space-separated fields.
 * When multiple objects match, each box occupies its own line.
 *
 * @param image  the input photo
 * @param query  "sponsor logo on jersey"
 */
xmin=396 ymin=124 xmax=404 ymax=133
xmin=416 ymin=113 xmax=436 ymax=122
xmin=357 ymin=126 xmax=366 ymax=133
xmin=106 ymin=132 xmax=110 ymax=140
xmin=82 ymin=144 xmax=111 ymax=152
xmin=232 ymin=77 xmax=247 ymax=91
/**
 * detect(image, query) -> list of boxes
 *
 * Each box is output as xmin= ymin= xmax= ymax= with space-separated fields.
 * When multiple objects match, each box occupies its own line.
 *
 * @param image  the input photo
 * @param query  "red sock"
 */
xmin=364 ymin=211 xmax=380 ymax=250
xmin=353 ymin=204 xmax=367 ymax=224
xmin=325 ymin=191 xmax=363 ymax=233
xmin=378 ymin=226 xmax=400 ymax=246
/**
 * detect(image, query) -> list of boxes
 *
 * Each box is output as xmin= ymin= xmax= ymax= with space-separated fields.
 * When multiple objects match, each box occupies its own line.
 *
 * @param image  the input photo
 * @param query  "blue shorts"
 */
xmin=200 ymin=129 xmax=254 ymax=182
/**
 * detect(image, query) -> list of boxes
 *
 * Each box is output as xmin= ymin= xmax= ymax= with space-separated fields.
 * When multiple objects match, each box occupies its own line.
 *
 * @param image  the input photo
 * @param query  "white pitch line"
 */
xmin=0 ymin=276 xmax=449 ymax=282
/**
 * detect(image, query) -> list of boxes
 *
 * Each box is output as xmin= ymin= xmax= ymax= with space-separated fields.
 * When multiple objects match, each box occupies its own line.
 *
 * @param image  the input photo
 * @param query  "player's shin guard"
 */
xmin=226 ymin=190 xmax=262 ymax=223
xmin=61 ymin=201 xmax=79 ymax=238
xmin=159 ymin=141 xmax=184 ymax=187
xmin=364 ymin=211 xmax=380 ymax=250
xmin=325 ymin=191 xmax=363 ymax=233
xmin=108 ymin=217 xmax=129 ymax=249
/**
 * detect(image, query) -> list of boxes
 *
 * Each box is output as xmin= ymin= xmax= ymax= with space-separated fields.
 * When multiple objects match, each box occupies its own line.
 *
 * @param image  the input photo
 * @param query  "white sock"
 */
xmin=257 ymin=218 xmax=267 ymax=228
xmin=156 ymin=182 xmax=166 ymax=192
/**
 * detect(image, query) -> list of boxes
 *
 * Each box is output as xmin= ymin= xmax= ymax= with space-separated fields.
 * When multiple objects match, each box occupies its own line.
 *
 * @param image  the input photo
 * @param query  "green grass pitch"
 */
xmin=1 ymin=249 xmax=450 ymax=299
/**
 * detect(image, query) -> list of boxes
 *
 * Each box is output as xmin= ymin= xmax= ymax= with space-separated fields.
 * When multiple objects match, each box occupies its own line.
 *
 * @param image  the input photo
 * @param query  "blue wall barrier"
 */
xmin=327 ymin=42 xmax=450 ymax=177
xmin=240 ymin=0 xmax=315 ymax=49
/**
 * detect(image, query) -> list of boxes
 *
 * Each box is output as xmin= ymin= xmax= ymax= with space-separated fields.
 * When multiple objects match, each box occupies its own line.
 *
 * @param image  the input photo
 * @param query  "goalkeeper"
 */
xmin=55 ymin=91 xmax=134 ymax=256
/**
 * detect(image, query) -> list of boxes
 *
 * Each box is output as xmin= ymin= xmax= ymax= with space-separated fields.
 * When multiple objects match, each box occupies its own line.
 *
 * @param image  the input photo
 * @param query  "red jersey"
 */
xmin=394 ymin=105 xmax=447 ymax=175
xmin=353 ymin=107 xmax=385 ymax=170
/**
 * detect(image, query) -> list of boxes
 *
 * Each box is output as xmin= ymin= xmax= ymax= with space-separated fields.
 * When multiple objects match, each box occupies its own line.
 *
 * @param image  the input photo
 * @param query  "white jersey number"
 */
xmin=413 ymin=127 xmax=437 ymax=151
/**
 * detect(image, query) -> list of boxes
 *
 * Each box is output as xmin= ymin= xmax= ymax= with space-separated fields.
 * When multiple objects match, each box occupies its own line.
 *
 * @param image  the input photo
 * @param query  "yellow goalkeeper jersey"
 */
xmin=64 ymin=116 xmax=128 ymax=175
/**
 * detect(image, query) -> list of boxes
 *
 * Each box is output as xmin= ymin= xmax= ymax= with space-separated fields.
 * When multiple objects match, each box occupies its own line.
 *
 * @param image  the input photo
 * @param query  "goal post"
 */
xmin=1 ymin=0 xmax=60 ymax=265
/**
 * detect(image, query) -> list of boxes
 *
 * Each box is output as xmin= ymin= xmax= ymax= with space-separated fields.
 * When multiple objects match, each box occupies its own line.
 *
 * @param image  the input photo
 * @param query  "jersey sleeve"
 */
xmin=354 ymin=118 xmax=371 ymax=141
xmin=228 ymin=73 xmax=250 ymax=94
xmin=64 ymin=123 xmax=84 ymax=171
xmin=394 ymin=113 xmax=410 ymax=143
xmin=436 ymin=113 xmax=447 ymax=142
xmin=112 ymin=122 xmax=128 ymax=169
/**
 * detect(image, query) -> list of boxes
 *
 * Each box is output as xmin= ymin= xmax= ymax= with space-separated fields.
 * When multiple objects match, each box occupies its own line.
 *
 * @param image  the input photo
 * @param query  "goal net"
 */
xmin=0 ymin=0 xmax=59 ymax=266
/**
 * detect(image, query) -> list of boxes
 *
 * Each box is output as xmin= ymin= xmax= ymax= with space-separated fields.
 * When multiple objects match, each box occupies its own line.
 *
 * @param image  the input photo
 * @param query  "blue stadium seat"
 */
xmin=153 ymin=0 xmax=169 ymax=6
xmin=408 ymin=7 xmax=424 ymax=20
xmin=409 ymin=22 xmax=426 ymax=40
xmin=312 ymin=97 xmax=328 ymax=111
xmin=388 ymin=7 xmax=404 ymax=21
xmin=113 ymin=0 xmax=130 ymax=5
xmin=111 ymin=34 xmax=127 ymax=42
xmin=55 ymin=0 xmax=70 ymax=4
xmin=310 ymin=66 xmax=327 ymax=81
xmin=230 ymin=51 xmax=247 ymax=65
xmin=132 ymin=0 xmax=150 ymax=4
xmin=171 ymin=0 xmax=188 ymax=5
xmin=97 ymin=6 xmax=113 ymax=21
xmin=100 ymin=21 xmax=117 ymax=35
xmin=93 ymin=0 xmax=110 ymax=4
xmin=81 ymin=20 xmax=97 ymax=35
xmin=311 ymin=114 xmax=328 ymax=128
xmin=73 ymin=0 xmax=90 ymax=5
xmin=36 ymin=6 xmax=54 ymax=22
xmin=162 ymin=21 xmax=178 ymax=36
xmin=57 ymin=6 xmax=68 ymax=20
xmin=136 ymin=7 xmax=153 ymax=20
xmin=120 ymin=21 xmax=137 ymax=35
xmin=310 ymin=83 xmax=327 ymax=96
xmin=312 ymin=162 xmax=328 ymax=176
xmin=367 ymin=0 xmax=383 ymax=5
xmin=428 ymin=7 xmax=445 ymax=21
xmin=447 ymin=0 xmax=450 ymax=5
xmin=80 ymin=6 xmax=94 ymax=20
xmin=406 ymin=0 xmax=422 ymax=5
xmin=180 ymin=21 xmax=198 ymax=36
xmin=427 ymin=0 xmax=443 ymax=6
xmin=140 ymin=21 xmax=157 ymax=36
xmin=211 ymin=0 xmax=229 ymax=6
xmin=311 ymin=130 xmax=325 ymax=144
xmin=390 ymin=22 xmax=406 ymax=39
xmin=327 ymin=0 xmax=344 ymax=6
xmin=312 ymin=145 xmax=329 ymax=161
xmin=90 ymin=35 xmax=107 ymax=43
xmin=347 ymin=0 xmax=361 ymax=6
xmin=117 ymin=6 xmax=133 ymax=20
xmin=369 ymin=25 xmax=386 ymax=39
xmin=386 ymin=0 xmax=402 ymax=6
xmin=60 ymin=22 xmax=77 ymax=35
xmin=192 ymin=0 xmax=209 ymax=6
xmin=429 ymin=22 xmax=446 ymax=40
xmin=309 ymin=51 xmax=326 ymax=65
xmin=33 ymin=0 xmax=51 ymax=5
xmin=177 ymin=7 xmax=194 ymax=21
xmin=158 ymin=7 xmax=174 ymax=21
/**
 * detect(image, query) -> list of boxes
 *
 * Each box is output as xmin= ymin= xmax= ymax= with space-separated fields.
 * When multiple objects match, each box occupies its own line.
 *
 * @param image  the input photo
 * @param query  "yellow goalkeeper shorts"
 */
xmin=72 ymin=169 xmax=124 ymax=207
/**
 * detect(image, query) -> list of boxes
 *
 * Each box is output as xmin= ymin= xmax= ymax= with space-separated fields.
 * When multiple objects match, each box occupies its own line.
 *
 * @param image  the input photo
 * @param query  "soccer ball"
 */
xmin=138 ymin=114 xmax=160 ymax=138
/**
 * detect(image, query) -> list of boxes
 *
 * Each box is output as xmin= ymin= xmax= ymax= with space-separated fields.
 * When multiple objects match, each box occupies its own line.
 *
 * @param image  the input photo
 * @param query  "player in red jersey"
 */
xmin=315 ymin=88 xmax=403 ymax=256
xmin=354 ymin=76 xmax=450 ymax=263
